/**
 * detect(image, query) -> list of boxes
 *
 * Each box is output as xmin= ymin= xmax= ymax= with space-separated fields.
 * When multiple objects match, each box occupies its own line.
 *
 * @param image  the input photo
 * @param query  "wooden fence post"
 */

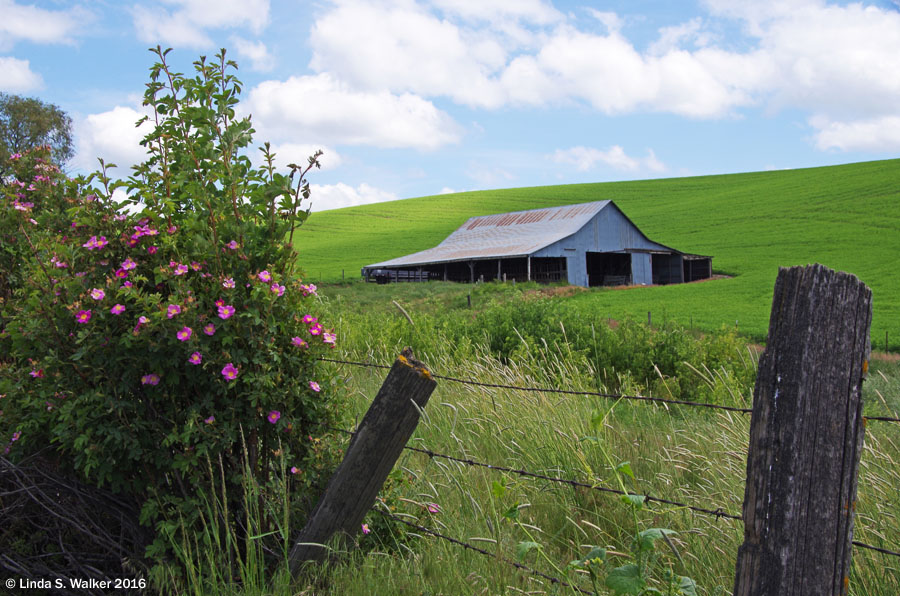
xmin=288 ymin=350 xmax=437 ymax=576
xmin=733 ymin=264 xmax=872 ymax=596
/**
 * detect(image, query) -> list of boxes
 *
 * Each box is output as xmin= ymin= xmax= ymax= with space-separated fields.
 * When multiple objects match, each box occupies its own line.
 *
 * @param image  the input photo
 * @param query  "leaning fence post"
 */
xmin=733 ymin=264 xmax=872 ymax=596
xmin=288 ymin=349 xmax=437 ymax=576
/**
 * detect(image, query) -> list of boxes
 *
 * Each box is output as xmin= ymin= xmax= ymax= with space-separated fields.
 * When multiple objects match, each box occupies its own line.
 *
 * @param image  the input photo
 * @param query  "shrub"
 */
xmin=0 ymin=47 xmax=340 ymax=579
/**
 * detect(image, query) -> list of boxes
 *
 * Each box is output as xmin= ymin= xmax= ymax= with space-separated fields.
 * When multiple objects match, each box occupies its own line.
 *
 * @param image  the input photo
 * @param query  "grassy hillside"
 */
xmin=295 ymin=159 xmax=900 ymax=346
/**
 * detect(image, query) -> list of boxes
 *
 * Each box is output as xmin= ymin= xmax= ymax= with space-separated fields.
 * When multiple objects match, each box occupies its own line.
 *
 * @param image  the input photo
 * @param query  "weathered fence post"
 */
xmin=288 ymin=350 xmax=437 ymax=576
xmin=733 ymin=264 xmax=872 ymax=595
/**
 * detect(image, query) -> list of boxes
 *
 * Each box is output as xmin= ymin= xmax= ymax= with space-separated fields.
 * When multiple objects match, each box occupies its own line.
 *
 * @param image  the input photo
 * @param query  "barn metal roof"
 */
xmin=365 ymin=201 xmax=612 ymax=268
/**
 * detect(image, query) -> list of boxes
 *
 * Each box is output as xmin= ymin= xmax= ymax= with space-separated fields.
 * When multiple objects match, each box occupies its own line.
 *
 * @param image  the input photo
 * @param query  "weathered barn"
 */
xmin=361 ymin=200 xmax=712 ymax=287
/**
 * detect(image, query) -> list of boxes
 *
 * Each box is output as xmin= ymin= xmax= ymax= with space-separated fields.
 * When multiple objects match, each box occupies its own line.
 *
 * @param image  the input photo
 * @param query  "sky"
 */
xmin=2 ymin=0 xmax=900 ymax=211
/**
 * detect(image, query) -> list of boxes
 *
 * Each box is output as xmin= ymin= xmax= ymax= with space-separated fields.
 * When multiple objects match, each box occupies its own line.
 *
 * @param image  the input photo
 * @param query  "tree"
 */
xmin=0 ymin=92 xmax=73 ymax=178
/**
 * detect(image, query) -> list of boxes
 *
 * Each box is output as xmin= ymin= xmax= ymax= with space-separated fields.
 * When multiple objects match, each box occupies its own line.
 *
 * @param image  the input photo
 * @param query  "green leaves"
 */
xmin=606 ymin=564 xmax=644 ymax=595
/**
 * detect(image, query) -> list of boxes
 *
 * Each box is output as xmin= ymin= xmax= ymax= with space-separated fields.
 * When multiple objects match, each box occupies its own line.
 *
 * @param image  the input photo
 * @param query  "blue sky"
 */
xmin=2 ymin=0 xmax=899 ymax=210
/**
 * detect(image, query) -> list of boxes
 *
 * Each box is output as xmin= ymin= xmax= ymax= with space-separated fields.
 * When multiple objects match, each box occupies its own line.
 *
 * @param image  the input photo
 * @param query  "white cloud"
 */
xmin=586 ymin=9 xmax=623 ymax=34
xmin=430 ymin=0 xmax=563 ymax=25
xmin=438 ymin=187 xmax=458 ymax=194
xmin=132 ymin=0 xmax=270 ymax=48
xmin=244 ymin=73 xmax=461 ymax=150
xmin=231 ymin=36 xmax=274 ymax=72
xmin=306 ymin=0 xmax=900 ymax=154
xmin=0 ymin=56 xmax=43 ymax=92
xmin=551 ymin=146 xmax=667 ymax=173
xmin=0 ymin=1 xmax=87 ymax=50
xmin=262 ymin=143 xmax=341 ymax=171
xmin=73 ymin=105 xmax=152 ymax=174
xmin=310 ymin=0 xmax=508 ymax=109
xmin=309 ymin=182 xmax=398 ymax=211
xmin=811 ymin=115 xmax=900 ymax=152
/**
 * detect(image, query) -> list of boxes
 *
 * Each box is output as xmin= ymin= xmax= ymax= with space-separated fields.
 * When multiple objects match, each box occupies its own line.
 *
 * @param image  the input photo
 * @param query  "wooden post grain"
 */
xmin=288 ymin=350 xmax=437 ymax=575
xmin=733 ymin=264 xmax=872 ymax=596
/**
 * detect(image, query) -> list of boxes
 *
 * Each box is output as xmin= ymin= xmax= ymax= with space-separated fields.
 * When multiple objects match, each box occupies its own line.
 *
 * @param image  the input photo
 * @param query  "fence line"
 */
xmin=318 ymin=357 xmax=900 ymax=424
xmin=372 ymin=508 xmax=595 ymax=595
xmin=852 ymin=541 xmax=900 ymax=558
xmin=316 ymin=422 xmax=742 ymax=521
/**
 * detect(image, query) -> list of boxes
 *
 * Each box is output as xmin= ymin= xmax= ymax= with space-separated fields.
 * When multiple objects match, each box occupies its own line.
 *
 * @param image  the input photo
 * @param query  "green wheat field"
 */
xmin=294 ymin=158 xmax=900 ymax=348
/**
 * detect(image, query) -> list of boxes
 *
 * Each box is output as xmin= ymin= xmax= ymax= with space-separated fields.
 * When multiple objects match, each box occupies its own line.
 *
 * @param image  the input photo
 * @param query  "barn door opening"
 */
xmin=586 ymin=252 xmax=631 ymax=287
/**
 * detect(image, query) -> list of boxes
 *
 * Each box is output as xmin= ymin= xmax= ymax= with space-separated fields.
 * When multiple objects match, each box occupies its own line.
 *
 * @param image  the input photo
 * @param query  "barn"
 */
xmin=361 ymin=200 xmax=712 ymax=287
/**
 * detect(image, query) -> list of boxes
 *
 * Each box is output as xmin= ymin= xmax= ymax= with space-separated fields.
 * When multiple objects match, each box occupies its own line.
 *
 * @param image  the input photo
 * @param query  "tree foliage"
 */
xmin=0 ymin=92 xmax=73 ymax=178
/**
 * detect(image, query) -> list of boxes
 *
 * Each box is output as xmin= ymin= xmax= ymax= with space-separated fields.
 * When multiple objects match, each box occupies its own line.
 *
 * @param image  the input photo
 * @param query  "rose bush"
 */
xmin=0 ymin=48 xmax=341 ymax=570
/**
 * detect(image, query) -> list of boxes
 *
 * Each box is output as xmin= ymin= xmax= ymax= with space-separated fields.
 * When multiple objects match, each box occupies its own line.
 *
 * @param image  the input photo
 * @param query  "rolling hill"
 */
xmin=293 ymin=159 xmax=900 ymax=346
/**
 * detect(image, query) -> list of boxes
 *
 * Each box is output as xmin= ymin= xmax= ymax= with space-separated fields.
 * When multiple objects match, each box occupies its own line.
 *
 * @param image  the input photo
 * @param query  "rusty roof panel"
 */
xmin=366 ymin=201 xmax=611 ymax=269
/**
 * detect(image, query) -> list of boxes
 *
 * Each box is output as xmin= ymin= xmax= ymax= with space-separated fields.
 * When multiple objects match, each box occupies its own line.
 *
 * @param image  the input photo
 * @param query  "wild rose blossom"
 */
xmin=110 ymin=304 xmax=126 ymax=315
xmin=309 ymin=381 xmax=320 ymax=392
xmin=291 ymin=466 xmax=300 ymax=475
xmin=308 ymin=323 xmax=323 ymax=336
xmin=323 ymin=331 xmax=337 ymax=346
xmin=75 ymin=310 xmax=91 ymax=324
xmin=267 ymin=410 xmax=281 ymax=424
xmin=115 ymin=268 xmax=128 ymax=279
xmin=301 ymin=314 xmax=316 ymax=325
xmin=190 ymin=261 xmax=201 ymax=271
xmin=30 ymin=369 xmax=43 ymax=378
xmin=121 ymin=257 xmax=137 ymax=270
xmin=90 ymin=288 xmax=105 ymax=300
xmin=188 ymin=352 xmax=202 ymax=365
xmin=361 ymin=524 xmax=370 ymax=535
xmin=203 ymin=323 xmax=216 ymax=336
xmin=147 ymin=246 xmax=158 ymax=254
xmin=291 ymin=337 xmax=308 ymax=348
xmin=217 ymin=304 xmax=235 ymax=320
xmin=167 ymin=304 xmax=181 ymax=318
xmin=221 ymin=363 xmax=238 ymax=381
xmin=257 ymin=270 xmax=272 ymax=282
xmin=222 ymin=278 xmax=235 ymax=289
xmin=173 ymin=264 xmax=188 ymax=276
xmin=204 ymin=415 xmax=215 ymax=424
xmin=176 ymin=327 xmax=192 ymax=342
xmin=141 ymin=373 xmax=160 ymax=386
xmin=226 ymin=240 xmax=239 ymax=250
xmin=270 ymin=283 xmax=285 ymax=296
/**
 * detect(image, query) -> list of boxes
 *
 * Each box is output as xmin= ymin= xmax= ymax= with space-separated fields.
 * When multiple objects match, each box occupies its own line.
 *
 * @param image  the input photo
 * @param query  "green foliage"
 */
xmin=0 ymin=47 xmax=338 ymax=581
xmin=0 ymin=92 xmax=73 ymax=178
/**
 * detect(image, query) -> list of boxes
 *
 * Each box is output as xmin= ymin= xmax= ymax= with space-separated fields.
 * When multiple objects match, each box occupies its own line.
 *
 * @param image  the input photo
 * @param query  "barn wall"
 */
xmin=632 ymin=253 xmax=652 ymax=285
xmin=534 ymin=205 xmax=673 ymax=287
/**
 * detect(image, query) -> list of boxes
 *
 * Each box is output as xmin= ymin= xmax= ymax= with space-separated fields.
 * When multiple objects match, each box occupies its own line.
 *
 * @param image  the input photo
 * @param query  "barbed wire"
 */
xmin=315 ymin=422 xmax=741 ymax=522
xmin=317 ymin=357 xmax=752 ymax=414
xmin=852 ymin=540 xmax=900 ymax=559
xmin=372 ymin=508 xmax=595 ymax=595
xmin=317 ymin=357 xmax=900 ymax=423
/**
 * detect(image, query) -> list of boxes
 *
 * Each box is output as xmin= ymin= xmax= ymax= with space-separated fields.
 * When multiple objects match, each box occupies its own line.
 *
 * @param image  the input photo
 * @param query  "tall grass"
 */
xmin=304 ymin=302 xmax=900 ymax=595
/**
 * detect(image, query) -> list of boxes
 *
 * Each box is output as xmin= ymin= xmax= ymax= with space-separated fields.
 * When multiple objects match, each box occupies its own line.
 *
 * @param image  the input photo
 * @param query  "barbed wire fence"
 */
xmin=310 ymin=353 xmax=900 ymax=590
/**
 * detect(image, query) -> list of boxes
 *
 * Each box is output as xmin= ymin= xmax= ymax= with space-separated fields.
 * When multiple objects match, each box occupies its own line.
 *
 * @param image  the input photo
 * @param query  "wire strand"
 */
xmin=372 ymin=508 xmax=595 ymax=595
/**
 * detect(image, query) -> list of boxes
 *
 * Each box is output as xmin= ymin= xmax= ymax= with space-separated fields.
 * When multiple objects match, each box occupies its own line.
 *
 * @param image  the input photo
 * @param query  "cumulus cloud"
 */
xmin=552 ymin=146 xmax=666 ymax=173
xmin=308 ymin=182 xmax=398 ymax=211
xmin=0 ymin=0 xmax=87 ymax=50
xmin=132 ymin=0 xmax=270 ymax=48
xmin=72 ymin=105 xmax=153 ymax=174
xmin=811 ymin=116 xmax=900 ymax=152
xmin=0 ymin=56 xmax=43 ymax=92
xmin=306 ymin=0 xmax=900 ymax=152
xmin=309 ymin=0 xmax=508 ymax=108
xmin=243 ymin=73 xmax=461 ymax=151
xmin=261 ymin=143 xmax=341 ymax=171
xmin=231 ymin=36 xmax=274 ymax=72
